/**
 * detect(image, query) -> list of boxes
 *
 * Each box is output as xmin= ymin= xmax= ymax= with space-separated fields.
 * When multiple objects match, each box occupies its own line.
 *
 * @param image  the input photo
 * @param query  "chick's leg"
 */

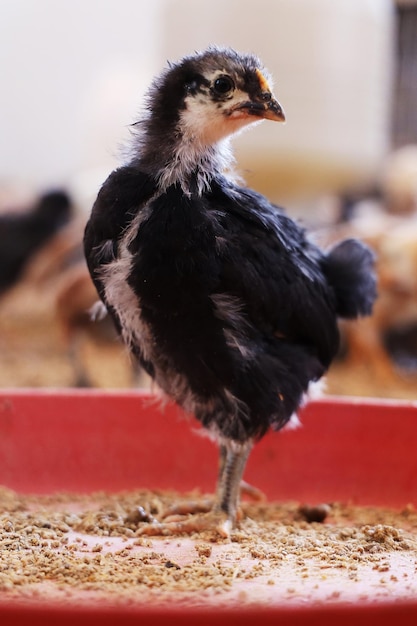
xmin=214 ymin=440 xmax=253 ymax=535
xmin=136 ymin=441 xmax=253 ymax=538
xmin=161 ymin=440 xmax=257 ymax=528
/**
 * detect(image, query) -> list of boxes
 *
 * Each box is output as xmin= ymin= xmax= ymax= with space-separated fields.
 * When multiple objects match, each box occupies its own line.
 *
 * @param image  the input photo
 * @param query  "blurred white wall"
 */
xmin=0 ymin=0 xmax=163 ymax=202
xmin=0 ymin=0 xmax=394 ymax=208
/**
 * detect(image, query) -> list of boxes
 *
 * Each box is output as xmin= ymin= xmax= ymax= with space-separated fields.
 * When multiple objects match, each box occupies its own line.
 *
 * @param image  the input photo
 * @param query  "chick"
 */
xmin=84 ymin=47 xmax=376 ymax=535
xmin=0 ymin=190 xmax=71 ymax=295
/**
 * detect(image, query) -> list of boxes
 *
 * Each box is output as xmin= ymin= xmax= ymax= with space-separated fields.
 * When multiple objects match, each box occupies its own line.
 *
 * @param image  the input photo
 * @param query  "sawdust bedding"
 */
xmin=1 ymin=487 xmax=417 ymax=609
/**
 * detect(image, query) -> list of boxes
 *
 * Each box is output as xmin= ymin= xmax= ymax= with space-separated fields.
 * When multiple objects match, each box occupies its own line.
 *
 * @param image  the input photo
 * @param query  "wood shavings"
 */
xmin=1 ymin=486 xmax=417 ymax=608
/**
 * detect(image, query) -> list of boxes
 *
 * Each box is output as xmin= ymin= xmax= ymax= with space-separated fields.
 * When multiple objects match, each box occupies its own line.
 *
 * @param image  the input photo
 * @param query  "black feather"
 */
xmin=321 ymin=239 xmax=377 ymax=318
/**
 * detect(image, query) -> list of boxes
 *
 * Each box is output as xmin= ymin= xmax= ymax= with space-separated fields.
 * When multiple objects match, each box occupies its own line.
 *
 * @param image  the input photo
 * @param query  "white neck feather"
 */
xmin=131 ymin=93 xmax=248 ymax=195
xmin=155 ymin=138 xmax=235 ymax=195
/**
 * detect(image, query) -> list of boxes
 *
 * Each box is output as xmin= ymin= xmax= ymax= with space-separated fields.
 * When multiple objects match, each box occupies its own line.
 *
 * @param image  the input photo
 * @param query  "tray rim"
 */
xmin=1 ymin=389 xmax=417 ymax=623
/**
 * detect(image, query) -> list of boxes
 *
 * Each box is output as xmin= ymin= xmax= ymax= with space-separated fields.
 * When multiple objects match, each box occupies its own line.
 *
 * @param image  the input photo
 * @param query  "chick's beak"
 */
xmin=255 ymin=69 xmax=285 ymax=122
xmin=231 ymin=94 xmax=285 ymax=123
xmin=262 ymin=97 xmax=285 ymax=122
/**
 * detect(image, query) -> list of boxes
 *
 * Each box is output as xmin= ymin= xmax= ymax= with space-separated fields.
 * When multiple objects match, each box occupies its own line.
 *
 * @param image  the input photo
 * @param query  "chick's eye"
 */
xmin=213 ymin=75 xmax=234 ymax=95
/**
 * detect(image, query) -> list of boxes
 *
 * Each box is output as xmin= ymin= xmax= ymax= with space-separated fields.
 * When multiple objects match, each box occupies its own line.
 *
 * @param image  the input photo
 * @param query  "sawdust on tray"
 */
xmin=1 ymin=486 xmax=417 ymax=608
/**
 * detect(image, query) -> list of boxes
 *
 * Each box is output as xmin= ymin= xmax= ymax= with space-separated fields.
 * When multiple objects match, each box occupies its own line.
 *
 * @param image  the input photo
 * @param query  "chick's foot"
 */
xmin=136 ymin=509 xmax=237 ymax=539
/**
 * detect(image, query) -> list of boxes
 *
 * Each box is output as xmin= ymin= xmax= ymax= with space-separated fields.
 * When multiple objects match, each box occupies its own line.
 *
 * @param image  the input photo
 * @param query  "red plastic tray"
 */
xmin=1 ymin=389 xmax=417 ymax=625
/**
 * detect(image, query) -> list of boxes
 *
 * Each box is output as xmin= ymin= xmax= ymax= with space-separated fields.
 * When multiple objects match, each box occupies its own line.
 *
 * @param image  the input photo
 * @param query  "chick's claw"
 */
xmin=136 ymin=510 xmax=234 ymax=539
xmin=240 ymin=481 xmax=267 ymax=502
xmin=160 ymin=498 xmax=213 ymax=519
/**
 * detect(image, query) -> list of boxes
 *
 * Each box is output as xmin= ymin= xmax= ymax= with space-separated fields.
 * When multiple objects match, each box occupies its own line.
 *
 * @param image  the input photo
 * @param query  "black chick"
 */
xmin=0 ymin=190 xmax=72 ymax=295
xmin=84 ymin=47 xmax=376 ymax=535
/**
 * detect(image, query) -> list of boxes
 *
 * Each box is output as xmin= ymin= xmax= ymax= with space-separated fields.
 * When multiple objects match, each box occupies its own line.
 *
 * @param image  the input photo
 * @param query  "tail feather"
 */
xmin=321 ymin=239 xmax=377 ymax=319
